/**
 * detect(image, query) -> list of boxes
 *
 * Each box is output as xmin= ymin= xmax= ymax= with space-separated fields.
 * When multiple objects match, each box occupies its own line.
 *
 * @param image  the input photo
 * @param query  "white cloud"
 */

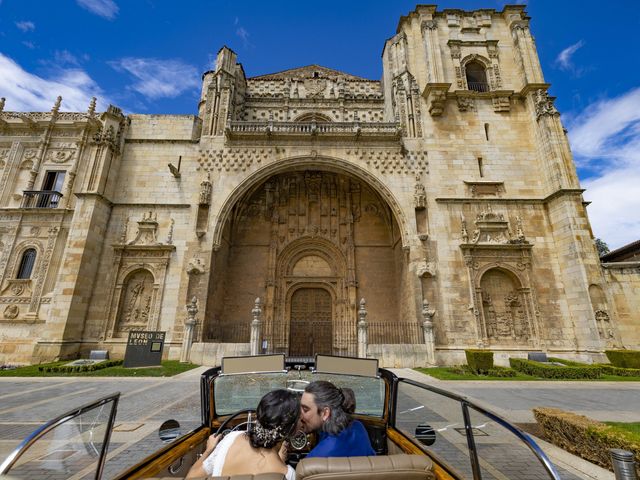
xmin=555 ymin=40 xmax=584 ymax=71
xmin=108 ymin=57 xmax=199 ymax=99
xmin=76 ymin=0 xmax=118 ymax=20
xmin=15 ymin=21 xmax=35 ymax=32
xmin=22 ymin=41 xmax=35 ymax=49
xmin=53 ymin=50 xmax=81 ymax=67
xmin=234 ymin=17 xmax=252 ymax=48
xmin=0 ymin=53 xmax=109 ymax=112
xmin=567 ymin=87 xmax=640 ymax=249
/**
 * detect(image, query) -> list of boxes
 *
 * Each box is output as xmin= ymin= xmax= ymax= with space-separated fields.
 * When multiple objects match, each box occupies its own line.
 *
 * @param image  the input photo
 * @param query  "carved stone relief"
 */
xmin=3 ymin=304 xmax=19 ymax=319
xmin=457 ymin=96 xmax=475 ymax=112
xmin=115 ymin=269 xmax=154 ymax=334
xmin=481 ymin=270 xmax=529 ymax=342
xmin=533 ymin=89 xmax=559 ymax=119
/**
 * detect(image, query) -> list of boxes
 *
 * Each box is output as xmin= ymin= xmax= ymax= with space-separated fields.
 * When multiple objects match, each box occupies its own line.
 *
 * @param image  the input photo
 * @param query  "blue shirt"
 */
xmin=306 ymin=420 xmax=375 ymax=458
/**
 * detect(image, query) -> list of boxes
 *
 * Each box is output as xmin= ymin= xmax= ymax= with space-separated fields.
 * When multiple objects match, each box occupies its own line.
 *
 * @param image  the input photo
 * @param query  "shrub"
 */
xmin=486 ymin=367 xmax=517 ymax=377
xmin=509 ymin=358 xmax=602 ymax=379
xmin=465 ymin=350 xmax=494 ymax=374
xmin=605 ymin=350 xmax=640 ymax=369
xmin=599 ymin=365 xmax=640 ymax=377
xmin=534 ymin=407 xmax=640 ymax=475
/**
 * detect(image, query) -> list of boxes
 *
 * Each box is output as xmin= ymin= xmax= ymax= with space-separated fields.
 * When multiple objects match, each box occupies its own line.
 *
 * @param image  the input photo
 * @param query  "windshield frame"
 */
xmin=206 ymin=366 xmax=389 ymax=422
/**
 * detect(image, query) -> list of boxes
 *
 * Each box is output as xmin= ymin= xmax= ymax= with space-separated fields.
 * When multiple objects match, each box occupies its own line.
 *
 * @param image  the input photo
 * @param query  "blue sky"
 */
xmin=1 ymin=0 xmax=639 ymax=249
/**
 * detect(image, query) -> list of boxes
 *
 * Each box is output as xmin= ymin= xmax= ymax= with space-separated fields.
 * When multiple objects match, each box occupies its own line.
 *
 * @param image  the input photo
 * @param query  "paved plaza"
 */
xmin=0 ymin=368 xmax=638 ymax=479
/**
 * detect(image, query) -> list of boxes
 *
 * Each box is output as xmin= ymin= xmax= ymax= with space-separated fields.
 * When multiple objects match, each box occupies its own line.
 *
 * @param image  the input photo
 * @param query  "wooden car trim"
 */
xmin=114 ymin=427 xmax=210 ymax=480
xmin=386 ymin=427 xmax=460 ymax=480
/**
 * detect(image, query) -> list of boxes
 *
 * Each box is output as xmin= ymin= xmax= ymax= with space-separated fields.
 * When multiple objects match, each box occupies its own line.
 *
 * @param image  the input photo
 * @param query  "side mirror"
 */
xmin=415 ymin=423 xmax=436 ymax=446
xmin=159 ymin=419 xmax=181 ymax=443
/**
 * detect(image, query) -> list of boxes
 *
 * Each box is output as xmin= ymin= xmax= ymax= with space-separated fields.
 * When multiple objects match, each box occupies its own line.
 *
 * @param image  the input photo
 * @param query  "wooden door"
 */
xmin=289 ymin=288 xmax=332 ymax=356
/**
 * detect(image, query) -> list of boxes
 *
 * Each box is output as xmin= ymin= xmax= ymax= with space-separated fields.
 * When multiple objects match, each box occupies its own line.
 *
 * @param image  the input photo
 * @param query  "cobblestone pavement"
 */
xmin=0 ymin=368 xmax=206 ymax=479
xmin=2 ymin=368 xmax=637 ymax=479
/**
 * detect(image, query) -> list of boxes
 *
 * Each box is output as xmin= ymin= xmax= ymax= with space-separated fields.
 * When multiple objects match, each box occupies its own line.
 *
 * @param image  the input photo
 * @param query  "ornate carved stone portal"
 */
xmin=206 ymin=169 xmax=407 ymax=356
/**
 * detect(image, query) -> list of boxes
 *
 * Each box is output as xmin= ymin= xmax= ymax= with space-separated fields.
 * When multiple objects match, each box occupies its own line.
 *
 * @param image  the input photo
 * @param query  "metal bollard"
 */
xmin=610 ymin=449 xmax=638 ymax=480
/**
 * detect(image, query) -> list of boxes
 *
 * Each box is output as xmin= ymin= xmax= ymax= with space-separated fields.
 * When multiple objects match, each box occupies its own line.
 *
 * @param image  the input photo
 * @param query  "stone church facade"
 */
xmin=1 ymin=5 xmax=638 ymax=366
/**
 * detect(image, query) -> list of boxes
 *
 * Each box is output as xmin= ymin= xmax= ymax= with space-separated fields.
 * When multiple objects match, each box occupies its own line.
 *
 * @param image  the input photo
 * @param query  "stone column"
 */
xmin=357 ymin=298 xmax=368 ymax=359
xmin=250 ymin=298 xmax=262 ymax=356
xmin=421 ymin=299 xmax=436 ymax=365
xmin=422 ymin=20 xmax=444 ymax=83
xmin=180 ymin=296 xmax=198 ymax=363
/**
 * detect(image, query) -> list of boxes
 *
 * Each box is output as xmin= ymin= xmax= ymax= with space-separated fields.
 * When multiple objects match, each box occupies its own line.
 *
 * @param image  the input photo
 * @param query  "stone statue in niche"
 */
xmin=414 ymin=177 xmax=426 ymax=210
xmin=595 ymin=310 xmax=614 ymax=339
xmin=199 ymin=175 xmax=212 ymax=205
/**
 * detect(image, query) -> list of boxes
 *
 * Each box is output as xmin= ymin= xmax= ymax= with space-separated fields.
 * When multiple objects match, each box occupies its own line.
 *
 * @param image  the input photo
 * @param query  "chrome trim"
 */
xmin=0 ymin=393 xmax=120 ymax=478
xmin=398 ymin=378 xmax=561 ymax=480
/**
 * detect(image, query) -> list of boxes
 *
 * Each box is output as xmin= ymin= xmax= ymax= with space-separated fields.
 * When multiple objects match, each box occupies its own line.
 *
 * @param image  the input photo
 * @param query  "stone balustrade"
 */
xmin=225 ymin=120 xmax=401 ymax=140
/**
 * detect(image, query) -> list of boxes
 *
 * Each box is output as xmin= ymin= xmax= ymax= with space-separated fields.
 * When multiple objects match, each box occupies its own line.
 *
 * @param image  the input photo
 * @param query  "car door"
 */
xmin=392 ymin=378 xmax=561 ymax=480
xmin=0 ymin=393 xmax=119 ymax=480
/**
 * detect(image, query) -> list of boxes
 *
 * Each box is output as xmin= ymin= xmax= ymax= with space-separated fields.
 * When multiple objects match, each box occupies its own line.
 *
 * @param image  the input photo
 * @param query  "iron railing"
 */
xmin=21 ymin=190 xmax=62 ymax=208
xmin=467 ymin=82 xmax=490 ymax=93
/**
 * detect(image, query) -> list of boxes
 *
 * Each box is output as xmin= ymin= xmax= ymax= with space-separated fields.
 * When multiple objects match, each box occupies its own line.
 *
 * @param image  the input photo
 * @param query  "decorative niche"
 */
xmin=104 ymin=212 xmax=175 ymax=338
xmin=459 ymin=206 xmax=542 ymax=348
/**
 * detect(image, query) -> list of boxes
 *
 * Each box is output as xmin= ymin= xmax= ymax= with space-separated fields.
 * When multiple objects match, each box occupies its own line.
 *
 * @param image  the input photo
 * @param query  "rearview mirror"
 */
xmin=415 ymin=423 xmax=436 ymax=446
xmin=159 ymin=419 xmax=181 ymax=443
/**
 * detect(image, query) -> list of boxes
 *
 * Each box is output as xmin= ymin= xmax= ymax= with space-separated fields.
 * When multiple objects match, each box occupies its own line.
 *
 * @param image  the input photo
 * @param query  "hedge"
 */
xmin=599 ymin=365 xmax=640 ymax=377
xmin=605 ymin=350 xmax=640 ymax=369
xmin=465 ymin=350 xmax=493 ymax=374
xmin=509 ymin=358 xmax=602 ymax=379
xmin=534 ymin=407 xmax=640 ymax=476
xmin=547 ymin=357 xmax=640 ymax=378
xmin=38 ymin=359 xmax=123 ymax=373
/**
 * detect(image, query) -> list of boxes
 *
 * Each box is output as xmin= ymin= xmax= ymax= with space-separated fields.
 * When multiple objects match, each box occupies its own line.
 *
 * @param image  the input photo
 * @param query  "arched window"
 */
xmin=17 ymin=248 xmax=36 ymax=279
xmin=465 ymin=61 xmax=489 ymax=92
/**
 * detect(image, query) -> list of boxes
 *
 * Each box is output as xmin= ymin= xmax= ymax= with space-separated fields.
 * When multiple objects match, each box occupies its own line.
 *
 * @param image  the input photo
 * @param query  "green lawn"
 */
xmin=604 ymin=422 xmax=640 ymax=442
xmin=0 ymin=360 xmax=199 ymax=377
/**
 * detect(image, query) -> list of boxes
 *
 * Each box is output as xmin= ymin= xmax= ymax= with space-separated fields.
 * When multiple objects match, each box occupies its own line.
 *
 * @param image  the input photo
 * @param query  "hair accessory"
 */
xmin=253 ymin=423 xmax=284 ymax=447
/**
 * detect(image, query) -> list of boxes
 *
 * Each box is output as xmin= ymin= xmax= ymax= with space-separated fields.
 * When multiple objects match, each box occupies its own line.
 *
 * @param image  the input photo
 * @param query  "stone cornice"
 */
xmin=436 ymin=189 xmax=585 ymax=204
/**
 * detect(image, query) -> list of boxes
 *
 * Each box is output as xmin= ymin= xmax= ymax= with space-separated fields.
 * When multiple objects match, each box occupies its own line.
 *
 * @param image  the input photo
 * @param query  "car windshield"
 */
xmin=214 ymin=370 xmax=385 ymax=417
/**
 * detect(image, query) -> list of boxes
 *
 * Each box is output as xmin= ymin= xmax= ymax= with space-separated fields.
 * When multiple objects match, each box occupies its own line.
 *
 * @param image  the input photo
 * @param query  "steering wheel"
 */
xmin=215 ymin=408 xmax=256 ymax=436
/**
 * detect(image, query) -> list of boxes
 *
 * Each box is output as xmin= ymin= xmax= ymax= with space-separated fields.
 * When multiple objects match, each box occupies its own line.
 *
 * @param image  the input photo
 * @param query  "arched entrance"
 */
xmin=205 ymin=167 xmax=410 ymax=355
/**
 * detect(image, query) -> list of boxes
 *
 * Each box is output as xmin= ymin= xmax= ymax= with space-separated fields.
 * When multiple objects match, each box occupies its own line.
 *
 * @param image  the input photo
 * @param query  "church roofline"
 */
xmin=393 ymin=4 xmax=529 ymax=35
xmin=249 ymin=64 xmax=376 ymax=82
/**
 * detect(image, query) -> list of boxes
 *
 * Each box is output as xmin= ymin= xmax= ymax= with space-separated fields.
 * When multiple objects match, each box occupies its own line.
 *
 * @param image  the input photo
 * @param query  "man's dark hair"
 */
xmin=247 ymin=389 xmax=299 ymax=449
xmin=304 ymin=381 xmax=354 ymax=435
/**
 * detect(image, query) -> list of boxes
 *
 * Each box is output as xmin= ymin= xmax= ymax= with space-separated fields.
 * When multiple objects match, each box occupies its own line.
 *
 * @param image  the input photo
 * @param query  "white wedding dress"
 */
xmin=202 ymin=431 xmax=295 ymax=479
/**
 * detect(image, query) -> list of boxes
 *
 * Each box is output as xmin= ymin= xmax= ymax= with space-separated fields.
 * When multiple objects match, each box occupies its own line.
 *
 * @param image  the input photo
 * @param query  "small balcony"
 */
xmin=21 ymin=190 xmax=63 ymax=209
xmin=467 ymin=82 xmax=490 ymax=93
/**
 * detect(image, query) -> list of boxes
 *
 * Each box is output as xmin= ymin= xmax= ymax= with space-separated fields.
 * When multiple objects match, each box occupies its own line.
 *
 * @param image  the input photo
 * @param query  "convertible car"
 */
xmin=0 ymin=354 xmax=562 ymax=479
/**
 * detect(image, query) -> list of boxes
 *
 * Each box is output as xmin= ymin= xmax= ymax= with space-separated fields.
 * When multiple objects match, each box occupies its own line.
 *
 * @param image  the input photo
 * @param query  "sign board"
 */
xmin=124 ymin=331 xmax=165 ymax=368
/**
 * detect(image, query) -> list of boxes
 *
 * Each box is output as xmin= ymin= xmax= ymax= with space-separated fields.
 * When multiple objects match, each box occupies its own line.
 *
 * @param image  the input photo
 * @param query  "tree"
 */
xmin=595 ymin=238 xmax=610 ymax=257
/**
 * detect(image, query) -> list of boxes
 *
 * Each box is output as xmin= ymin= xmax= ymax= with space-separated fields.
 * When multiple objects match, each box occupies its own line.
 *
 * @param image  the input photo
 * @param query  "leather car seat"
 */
xmin=206 ymin=474 xmax=286 ymax=480
xmin=296 ymin=454 xmax=434 ymax=480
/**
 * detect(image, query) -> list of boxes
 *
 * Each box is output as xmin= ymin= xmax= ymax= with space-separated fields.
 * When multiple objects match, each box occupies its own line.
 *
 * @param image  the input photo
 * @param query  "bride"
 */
xmin=187 ymin=389 xmax=300 ymax=479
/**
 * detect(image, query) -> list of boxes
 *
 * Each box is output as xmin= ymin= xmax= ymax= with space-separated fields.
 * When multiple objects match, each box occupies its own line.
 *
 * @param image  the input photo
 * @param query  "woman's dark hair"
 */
xmin=304 ymin=381 xmax=354 ymax=435
xmin=247 ymin=389 xmax=300 ymax=449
